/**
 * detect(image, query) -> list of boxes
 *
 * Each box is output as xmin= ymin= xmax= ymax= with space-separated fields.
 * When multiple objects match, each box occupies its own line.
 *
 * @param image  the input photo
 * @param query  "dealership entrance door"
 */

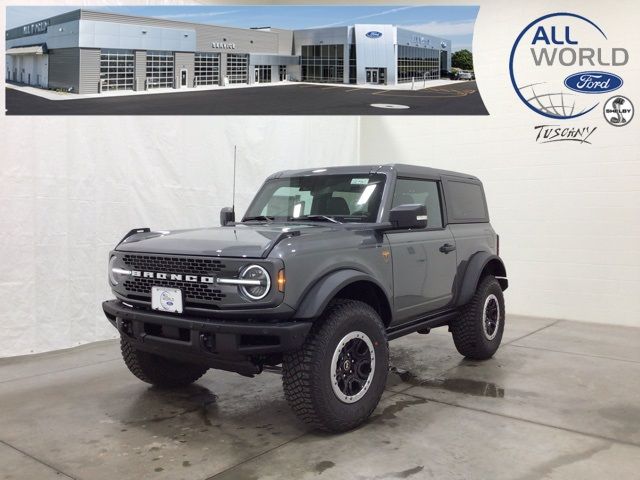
xmin=180 ymin=69 xmax=188 ymax=88
xmin=365 ymin=68 xmax=385 ymax=85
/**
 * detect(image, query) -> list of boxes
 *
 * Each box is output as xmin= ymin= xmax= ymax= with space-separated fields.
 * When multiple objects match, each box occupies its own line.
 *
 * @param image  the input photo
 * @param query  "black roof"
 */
xmin=269 ymin=164 xmax=479 ymax=181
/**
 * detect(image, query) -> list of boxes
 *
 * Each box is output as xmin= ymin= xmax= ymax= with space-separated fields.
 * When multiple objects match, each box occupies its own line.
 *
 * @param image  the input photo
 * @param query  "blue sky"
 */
xmin=6 ymin=5 xmax=478 ymax=51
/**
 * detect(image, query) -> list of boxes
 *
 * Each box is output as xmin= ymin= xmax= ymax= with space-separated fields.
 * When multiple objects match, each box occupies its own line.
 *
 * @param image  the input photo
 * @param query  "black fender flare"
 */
xmin=455 ymin=252 xmax=508 ymax=307
xmin=293 ymin=269 xmax=391 ymax=320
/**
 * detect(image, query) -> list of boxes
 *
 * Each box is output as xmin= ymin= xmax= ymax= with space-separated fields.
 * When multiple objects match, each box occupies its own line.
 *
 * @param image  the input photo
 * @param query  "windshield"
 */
xmin=244 ymin=174 xmax=386 ymax=223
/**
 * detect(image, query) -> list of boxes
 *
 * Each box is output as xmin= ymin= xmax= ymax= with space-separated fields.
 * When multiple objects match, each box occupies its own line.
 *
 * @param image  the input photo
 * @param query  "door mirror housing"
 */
xmin=388 ymin=204 xmax=428 ymax=230
xmin=220 ymin=207 xmax=235 ymax=226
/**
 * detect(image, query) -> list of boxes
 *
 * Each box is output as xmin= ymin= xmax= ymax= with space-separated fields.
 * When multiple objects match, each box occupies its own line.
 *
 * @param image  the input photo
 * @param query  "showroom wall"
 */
xmin=359 ymin=2 xmax=640 ymax=327
xmin=0 ymin=118 xmax=360 ymax=356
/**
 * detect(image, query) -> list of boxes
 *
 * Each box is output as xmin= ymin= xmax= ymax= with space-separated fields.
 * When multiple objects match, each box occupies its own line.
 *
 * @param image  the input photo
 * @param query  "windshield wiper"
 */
xmin=297 ymin=215 xmax=342 ymax=224
xmin=243 ymin=215 xmax=275 ymax=223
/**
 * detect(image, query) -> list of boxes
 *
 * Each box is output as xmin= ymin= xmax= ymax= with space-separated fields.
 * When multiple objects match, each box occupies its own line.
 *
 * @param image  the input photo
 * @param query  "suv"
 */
xmin=103 ymin=164 xmax=507 ymax=432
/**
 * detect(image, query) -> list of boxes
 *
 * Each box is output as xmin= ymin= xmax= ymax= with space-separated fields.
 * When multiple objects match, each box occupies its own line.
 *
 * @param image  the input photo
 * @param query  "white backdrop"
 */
xmin=0 ymin=117 xmax=360 ymax=356
xmin=2 ymin=0 xmax=639 ymax=358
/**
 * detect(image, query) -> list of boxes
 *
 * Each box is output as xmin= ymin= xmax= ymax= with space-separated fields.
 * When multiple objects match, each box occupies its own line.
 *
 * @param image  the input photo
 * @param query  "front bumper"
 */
xmin=102 ymin=300 xmax=311 ymax=375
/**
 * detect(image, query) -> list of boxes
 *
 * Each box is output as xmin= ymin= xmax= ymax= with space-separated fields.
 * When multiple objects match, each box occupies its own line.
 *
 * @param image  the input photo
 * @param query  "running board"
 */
xmin=386 ymin=309 xmax=459 ymax=341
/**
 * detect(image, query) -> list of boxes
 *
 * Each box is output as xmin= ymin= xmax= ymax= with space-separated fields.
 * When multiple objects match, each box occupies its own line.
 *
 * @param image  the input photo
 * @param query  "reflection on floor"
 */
xmin=1 ymin=315 xmax=639 ymax=480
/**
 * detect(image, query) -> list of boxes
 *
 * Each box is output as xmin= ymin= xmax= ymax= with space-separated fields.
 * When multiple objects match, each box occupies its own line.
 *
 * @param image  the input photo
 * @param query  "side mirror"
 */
xmin=220 ymin=207 xmax=235 ymax=226
xmin=388 ymin=204 xmax=427 ymax=230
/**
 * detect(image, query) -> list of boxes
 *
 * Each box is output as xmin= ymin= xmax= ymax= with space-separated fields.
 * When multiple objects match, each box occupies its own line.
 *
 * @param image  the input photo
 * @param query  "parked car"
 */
xmin=458 ymin=70 xmax=475 ymax=80
xmin=103 ymin=164 xmax=508 ymax=432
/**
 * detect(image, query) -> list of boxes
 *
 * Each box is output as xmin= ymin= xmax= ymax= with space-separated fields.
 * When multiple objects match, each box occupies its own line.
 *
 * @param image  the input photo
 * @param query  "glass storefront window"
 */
xmin=301 ymin=44 xmax=345 ymax=83
xmin=255 ymin=65 xmax=271 ymax=83
xmin=397 ymin=45 xmax=441 ymax=83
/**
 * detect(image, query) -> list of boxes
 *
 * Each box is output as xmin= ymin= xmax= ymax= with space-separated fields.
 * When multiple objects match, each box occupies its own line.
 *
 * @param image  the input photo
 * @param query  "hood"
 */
xmin=116 ymin=223 xmax=338 ymax=258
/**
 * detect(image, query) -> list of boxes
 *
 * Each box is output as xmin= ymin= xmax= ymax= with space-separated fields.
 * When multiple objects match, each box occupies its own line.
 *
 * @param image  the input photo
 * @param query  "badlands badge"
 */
xmin=603 ymin=96 xmax=634 ymax=126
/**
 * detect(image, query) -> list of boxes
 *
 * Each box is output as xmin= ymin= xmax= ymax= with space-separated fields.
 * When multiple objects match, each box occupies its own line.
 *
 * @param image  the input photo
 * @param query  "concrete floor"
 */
xmin=1 ymin=315 xmax=639 ymax=480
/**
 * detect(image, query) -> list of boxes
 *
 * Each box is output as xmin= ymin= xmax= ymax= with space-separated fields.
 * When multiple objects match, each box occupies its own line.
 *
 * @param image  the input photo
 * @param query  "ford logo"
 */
xmin=366 ymin=31 xmax=383 ymax=39
xmin=564 ymin=71 xmax=623 ymax=94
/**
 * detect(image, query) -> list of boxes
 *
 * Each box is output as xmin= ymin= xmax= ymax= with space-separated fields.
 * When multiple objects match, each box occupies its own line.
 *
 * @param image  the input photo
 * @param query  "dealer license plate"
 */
xmin=151 ymin=286 xmax=183 ymax=314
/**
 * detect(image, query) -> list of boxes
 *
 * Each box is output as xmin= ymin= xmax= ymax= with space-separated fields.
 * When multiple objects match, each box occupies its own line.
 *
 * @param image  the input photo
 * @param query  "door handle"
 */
xmin=439 ymin=243 xmax=456 ymax=254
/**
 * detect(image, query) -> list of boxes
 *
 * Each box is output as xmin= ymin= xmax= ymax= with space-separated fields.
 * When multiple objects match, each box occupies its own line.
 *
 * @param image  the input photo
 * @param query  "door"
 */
xmin=386 ymin=178 xmax=457 ymax=322
xmin=366 ymin=68 xmax=380 ymax=84
xmin=180 ymin=69 xmax=187 ymax=87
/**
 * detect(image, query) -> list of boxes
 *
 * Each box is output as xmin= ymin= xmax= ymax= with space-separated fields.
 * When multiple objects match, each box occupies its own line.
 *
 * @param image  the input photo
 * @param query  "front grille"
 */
xmin=121 ymin=254 xmax=228 ymax=305
xmin=123 ymin=277 xmax=225 ymax=302
xmin=122 ymin=254 xmax=225 ymax=275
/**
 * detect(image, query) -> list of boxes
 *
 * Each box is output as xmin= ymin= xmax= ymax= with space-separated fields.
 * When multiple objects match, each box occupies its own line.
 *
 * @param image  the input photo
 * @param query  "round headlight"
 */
xmin=239 ymin=265 xmax=271 ymax=300
xmin=108 ymin=256 xmax=118 ymax=285
xmin=109 ymin=256 xmax=132 ymax=286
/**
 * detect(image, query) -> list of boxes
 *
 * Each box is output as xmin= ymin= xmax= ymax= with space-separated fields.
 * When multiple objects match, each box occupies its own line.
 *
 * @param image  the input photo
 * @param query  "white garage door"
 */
xmin=6 ymin=52 xmax=48 ymax=87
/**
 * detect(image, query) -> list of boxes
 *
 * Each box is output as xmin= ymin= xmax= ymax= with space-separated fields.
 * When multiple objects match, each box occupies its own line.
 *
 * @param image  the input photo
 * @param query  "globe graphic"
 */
xmin=517 ymin=82 xmax=595 ymax=119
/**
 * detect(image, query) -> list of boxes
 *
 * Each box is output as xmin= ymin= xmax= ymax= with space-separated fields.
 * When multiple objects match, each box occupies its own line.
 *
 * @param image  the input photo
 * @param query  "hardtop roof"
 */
xmin=268 ymin=164 xmax=479 ymax=182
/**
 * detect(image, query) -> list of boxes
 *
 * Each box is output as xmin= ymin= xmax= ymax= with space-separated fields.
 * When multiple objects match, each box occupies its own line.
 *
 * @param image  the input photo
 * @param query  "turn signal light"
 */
xmin=277 ymin=269 xmax=286 ymax=292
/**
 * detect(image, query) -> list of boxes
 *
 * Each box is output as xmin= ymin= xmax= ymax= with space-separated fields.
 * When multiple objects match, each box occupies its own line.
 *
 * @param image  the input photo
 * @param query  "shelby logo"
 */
xmin=510 ymin=13 xmax=629 ymax=120
xmin=132 ymin=270 xmax=215 ymax=284
xmin=533 ymin=125 xmax=597 ymax=144
xmin=603 ymin=95 xmax=634 ymax=126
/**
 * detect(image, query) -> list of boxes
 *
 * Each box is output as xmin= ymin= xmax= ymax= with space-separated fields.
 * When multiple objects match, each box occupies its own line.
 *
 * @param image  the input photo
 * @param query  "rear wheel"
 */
xmin=120 ymin=337 xmax=208 ymax=388
xmin=451 ymin=275 xmax=505 ymax=360
xmin=282 ymin=300 xmax=388 ymax=432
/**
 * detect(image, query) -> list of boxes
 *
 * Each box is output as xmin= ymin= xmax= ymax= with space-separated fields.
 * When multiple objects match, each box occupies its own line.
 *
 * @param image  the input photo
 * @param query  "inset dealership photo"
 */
xmin=5 ymin=5 xmax=486 ymax=115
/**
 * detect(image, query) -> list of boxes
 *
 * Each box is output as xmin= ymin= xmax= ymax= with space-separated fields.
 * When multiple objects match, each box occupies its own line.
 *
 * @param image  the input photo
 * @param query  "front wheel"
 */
xmin=450 ymin=275 xmax=505 ymax=360
xmin=282 ymin=300 xmax=389 ymax=432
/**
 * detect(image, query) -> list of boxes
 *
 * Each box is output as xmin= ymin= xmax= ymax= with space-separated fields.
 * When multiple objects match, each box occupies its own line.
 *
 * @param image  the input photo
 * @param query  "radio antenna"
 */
xmin=232 ymin=145 xmax=237 ymax=215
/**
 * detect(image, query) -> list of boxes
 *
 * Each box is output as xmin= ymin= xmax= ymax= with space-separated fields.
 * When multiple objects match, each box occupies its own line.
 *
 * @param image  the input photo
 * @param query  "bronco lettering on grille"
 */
xmin=130 ymin=270 xmax=215 ymax=284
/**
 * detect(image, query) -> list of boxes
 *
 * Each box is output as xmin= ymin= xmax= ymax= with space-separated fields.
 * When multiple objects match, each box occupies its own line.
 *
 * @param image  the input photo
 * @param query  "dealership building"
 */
xmin=5 ymin=9 xmax=451 ymax=94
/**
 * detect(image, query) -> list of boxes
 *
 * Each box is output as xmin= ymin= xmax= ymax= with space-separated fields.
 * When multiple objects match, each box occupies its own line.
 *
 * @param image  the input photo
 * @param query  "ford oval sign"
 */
xmin=366 ymin=31 xmax=383 ymax=39
xmin=564 ymin=71 xmax=623 ymax=94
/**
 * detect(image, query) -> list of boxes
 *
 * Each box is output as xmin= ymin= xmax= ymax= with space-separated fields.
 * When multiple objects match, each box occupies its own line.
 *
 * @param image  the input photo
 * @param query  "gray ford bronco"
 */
xmin=103 ymin=164 xmax=507 ymax=432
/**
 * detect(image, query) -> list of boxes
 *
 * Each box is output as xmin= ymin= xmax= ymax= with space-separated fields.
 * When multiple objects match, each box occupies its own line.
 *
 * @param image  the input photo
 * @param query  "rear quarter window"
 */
xmin=444 ymin=180 xmax=489 ymax=223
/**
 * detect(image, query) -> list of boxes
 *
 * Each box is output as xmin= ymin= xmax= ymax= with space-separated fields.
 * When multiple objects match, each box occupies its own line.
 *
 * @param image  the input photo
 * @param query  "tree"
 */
xmin=452 ymin=49 xmax=474 ymax=71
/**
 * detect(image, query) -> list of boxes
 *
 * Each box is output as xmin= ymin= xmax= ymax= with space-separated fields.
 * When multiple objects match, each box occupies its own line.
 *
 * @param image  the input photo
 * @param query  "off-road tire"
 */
xmin=120 ymin=337 xmax=208 ymax=388
xmin=451 ymin=275 xmax=505 ymax=360
xmin=282 ymin=300 xmax=388 ymax=432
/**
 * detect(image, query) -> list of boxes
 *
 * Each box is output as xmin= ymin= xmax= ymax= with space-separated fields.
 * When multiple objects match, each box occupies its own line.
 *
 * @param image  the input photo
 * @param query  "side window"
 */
xmin=445 ymin=181 xmax=488 ymax=222
xmin=392 ymin=179 xmax=443 ymax=228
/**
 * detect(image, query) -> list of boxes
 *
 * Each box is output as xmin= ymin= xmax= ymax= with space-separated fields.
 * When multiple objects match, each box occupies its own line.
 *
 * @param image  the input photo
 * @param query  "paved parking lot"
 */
xmin=6 ymin=81 xmax=487 ymax=115
xmin=1 ymin=315 xmax=639 ymax=479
